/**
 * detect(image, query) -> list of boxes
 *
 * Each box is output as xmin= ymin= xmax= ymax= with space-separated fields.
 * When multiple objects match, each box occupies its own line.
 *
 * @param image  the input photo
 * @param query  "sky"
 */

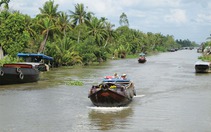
xmin=8 ymin=0 xmax=211 ymax=44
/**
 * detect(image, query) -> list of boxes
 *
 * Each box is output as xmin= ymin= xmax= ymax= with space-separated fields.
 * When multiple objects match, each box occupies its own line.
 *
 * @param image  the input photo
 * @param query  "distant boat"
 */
xmin=88 ymin=75 xmax=136 ymax=107
xmin=138 ymin=53 xmax=146 ymax=63
xmin=195 ymin=61 xmax=211 ymax=73
xmin=197 ymin=48 xmax=203 ymax=53
xmin=17 ymin=53 xmax=53 ymax=71
xmin=0 ymin=63 xmax=40 ymax=85
xmin=167 ymin=48 xmax=176 ymax=52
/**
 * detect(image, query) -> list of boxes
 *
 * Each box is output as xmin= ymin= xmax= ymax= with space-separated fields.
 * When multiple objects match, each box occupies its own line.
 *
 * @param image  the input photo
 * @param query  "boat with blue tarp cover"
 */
xmin=17 ymin=53 xmax=53 ymax=71
xmin=102 ymin=78 xmax=132 ymax=83
xmin=88 ymin=74 xmax=136 ymax=107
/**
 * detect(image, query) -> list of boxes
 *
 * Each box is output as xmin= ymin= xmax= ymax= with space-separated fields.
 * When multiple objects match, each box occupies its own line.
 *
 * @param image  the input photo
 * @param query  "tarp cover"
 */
xmin=17 ymin=53 xmax=53 ymax=60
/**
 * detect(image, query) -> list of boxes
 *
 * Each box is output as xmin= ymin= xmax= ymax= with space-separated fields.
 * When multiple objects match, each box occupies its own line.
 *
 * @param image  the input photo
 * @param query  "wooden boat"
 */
xmin=138 ymin=53 xmax=146 ymax=63
xmin=88 ymin=76 xmax=136 ymax=107
xmin=195 ymin=61 xmax=211 ymax=73
xmin=0 ymin=63 xmax=40 ymax=85
xmin=17 ymin=53 xmax=53 ymax=71
xmin=138 ymin=56 xmax=146 ymax=63
xmin=17 ymin=62 xmax=48 ymax=72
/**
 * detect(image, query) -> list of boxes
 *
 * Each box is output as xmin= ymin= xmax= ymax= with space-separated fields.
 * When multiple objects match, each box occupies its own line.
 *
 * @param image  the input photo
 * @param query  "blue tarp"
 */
xmin=17 ymin=53 xmax=53 ymax=61
xmin=102 ymin=78 xmax=131 ymax=83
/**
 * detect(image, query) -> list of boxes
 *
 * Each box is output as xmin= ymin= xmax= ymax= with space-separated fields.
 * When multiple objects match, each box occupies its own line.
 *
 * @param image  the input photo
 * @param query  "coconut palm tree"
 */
xmin=0 ymin=0 xmax=10 ymax=10
xmin=56 ymin=12 xmax=72 ymax=37
xmin=37 ymin=0 xmax=60 ymax=53
xmin=38 ymin=0 xmax=60 ymax=21
xmin=85 ymin=17 xmax=107 ymax=46
xmin=69 ymin=3 xmax=94 ymax=43
xmin=37 ymin=18 xmax=56 ymax=53
xmin=69 ymin=3 xmax=88 ymax=26
xmin=104 ymin=21 xmax=116 ymax=48
xmin=48 ymin=36 xmax=82 ymax=66
xmin=85 ymin=17 xmax=112 ymax=62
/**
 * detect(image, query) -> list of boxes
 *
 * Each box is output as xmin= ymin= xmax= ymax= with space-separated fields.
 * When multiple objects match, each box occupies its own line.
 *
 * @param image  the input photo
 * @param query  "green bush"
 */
xmin=198 ymin=55 xmax=211 ymax=61
xmin=0 ymin=55 xmax=21 ymax=66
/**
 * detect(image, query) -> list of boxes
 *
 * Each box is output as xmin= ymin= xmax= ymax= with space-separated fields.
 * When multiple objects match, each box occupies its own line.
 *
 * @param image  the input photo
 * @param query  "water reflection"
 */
xmin=88 ymin=107 xmax=133 ymax=131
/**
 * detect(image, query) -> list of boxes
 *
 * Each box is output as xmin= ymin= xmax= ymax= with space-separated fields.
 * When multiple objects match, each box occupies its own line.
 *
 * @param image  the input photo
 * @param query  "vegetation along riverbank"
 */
xmin=0 ymin=0 xmax=200 ymax=67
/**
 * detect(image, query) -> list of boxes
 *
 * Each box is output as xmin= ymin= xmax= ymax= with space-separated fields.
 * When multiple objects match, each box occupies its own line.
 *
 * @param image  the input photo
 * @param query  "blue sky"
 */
xmin=8 ymin=0 xmax=211 ymax=44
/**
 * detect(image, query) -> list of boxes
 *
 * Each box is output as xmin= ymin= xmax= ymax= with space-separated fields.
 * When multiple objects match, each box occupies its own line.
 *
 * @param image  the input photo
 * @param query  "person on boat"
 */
xmin=45 ymin=64 xmax=50 ymax=71
xmin=121 ymin=74 xmax=127 ymax=80
xmin=114 ymin=73 xmax=119 ymax=78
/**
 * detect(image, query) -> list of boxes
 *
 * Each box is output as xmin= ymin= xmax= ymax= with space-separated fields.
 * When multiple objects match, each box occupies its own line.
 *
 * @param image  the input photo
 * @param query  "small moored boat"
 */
xmin=88 ymin=75 xmax=136 ymax=107
xmin=0 ymin=63 xmax=40 ymax=85
xmin=195 ymin=61 xmax=211 ymax=73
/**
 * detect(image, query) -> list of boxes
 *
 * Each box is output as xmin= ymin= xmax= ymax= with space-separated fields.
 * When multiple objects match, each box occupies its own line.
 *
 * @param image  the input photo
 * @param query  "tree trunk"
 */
xmin=77 ymin=30 xmax=81 ymax=43
xmin=0 ymin=46 xmax=4 ymax=59
xmin=38 ymin=30 xmax=49 ymax=53
xmin=104 ymin=39 xmax=108 ymax=48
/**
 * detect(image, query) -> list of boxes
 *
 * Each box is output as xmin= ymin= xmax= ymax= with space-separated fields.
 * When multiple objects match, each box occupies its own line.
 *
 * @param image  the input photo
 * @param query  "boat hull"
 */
xmin=138 ymin=57 xmax=146 ymax=63
xmin=88 ymin=82 xmax=136 ymax=107
xmin=195 ymin=61 xmax=211 ymax=73
xmin=0 ymin=65 xmax=39 ymax=85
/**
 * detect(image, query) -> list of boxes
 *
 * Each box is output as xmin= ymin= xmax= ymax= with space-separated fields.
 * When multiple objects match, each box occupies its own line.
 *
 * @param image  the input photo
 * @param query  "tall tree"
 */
xmin=86 ymin=17 xmax=107 ymax=46
xmin=0 ymin=12 xmax=30 ymax=57
xmin=119 ymin=12 xmax=129 ymax=27
xmin=38 ymin=0 xmax=59 ymax=21
xmin=85 ymin=17 xmax=109 ymax=62
xmin=0 ymin=0 xmax=10 ymax=10
xmin=37 ymin=17 xmax=56 ymax=53
xmin=104 ymin=21 xmax=116 ymax=48
xmin=37 ymin=0 xmax=59 ymax=53
xmin=56 ymin=12 xmax=72 ymax=37
xmin=69 ymin=3 xmax=93 ymax=43
xmin=0 ymin=0 xmax=10 ymax=59
xmin=69 ymin=3 xmax=88 ymax=26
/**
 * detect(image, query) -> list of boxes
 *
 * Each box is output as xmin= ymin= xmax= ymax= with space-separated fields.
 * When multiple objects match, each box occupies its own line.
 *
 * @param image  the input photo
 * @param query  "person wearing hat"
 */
xmin=121 ymin=74 xmax=127 ymax=80
xmin=114 ymin=73 xmax=119 ymax=78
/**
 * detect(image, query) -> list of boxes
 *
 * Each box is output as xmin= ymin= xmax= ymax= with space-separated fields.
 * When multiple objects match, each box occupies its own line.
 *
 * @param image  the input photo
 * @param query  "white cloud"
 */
xmin=195 ymin=13 xmax=211 ymax=23
xmin=6 ymin=0 xmax=211 ymax=43
xmin=9 ymin=0 xmax=46 ymax=17
xmin=127 ymin=10 xmax=146 ymax=18
xmin=134 ymin=0 xmax=180 ymax=8
xmin=164 ymin=9 xmax=188 ymax=24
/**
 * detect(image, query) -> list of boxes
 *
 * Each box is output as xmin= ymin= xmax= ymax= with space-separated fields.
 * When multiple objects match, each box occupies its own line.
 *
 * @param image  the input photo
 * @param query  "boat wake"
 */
xmin=134 ymin=94 xmax=145 ymax=98
xmin=87 ymin=106 xmax=130 ymax=113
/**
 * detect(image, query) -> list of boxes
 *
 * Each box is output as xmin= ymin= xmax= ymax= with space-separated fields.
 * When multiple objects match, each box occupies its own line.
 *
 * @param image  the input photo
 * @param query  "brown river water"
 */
xmin=0 ymin=49 xmax=211 ymax=132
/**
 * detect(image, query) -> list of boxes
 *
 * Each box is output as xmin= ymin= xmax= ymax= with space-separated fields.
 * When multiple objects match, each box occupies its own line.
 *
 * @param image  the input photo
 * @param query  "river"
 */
xmin=0 ymin=49 xmax=211 ymax=132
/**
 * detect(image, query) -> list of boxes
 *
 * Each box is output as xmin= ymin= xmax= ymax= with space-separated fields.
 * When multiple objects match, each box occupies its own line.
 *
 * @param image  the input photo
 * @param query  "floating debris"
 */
xmin=66 ymin=80 xmax=84 ymax=86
